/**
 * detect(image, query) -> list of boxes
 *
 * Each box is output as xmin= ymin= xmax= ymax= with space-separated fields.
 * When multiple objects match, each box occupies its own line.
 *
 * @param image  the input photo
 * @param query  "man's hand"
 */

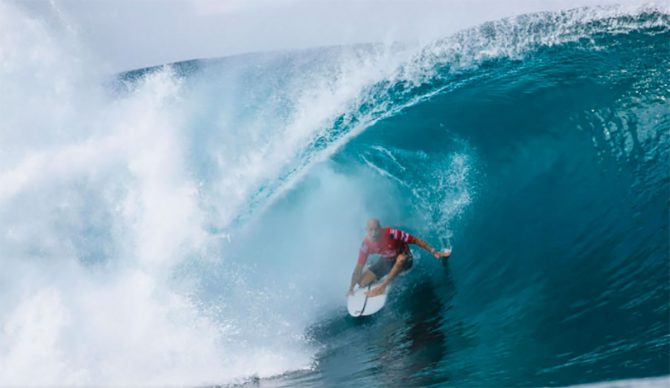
xmin=433 ymin=248 xmax=452 ymax=259
xmin=366 ymin=284 xmax=386 ymax=297
xmin=347 ymin=287 xmax=355 ymax=297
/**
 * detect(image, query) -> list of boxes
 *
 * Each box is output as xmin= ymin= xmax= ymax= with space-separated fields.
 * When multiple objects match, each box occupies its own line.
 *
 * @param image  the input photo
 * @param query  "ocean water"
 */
xmin=0 ymin=2 xmax=668 ymax=387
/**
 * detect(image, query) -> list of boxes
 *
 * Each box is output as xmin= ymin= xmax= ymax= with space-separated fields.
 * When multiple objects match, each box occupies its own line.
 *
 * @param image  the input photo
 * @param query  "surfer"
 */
xmin=348 ymin=218 xmax=451 ymax=298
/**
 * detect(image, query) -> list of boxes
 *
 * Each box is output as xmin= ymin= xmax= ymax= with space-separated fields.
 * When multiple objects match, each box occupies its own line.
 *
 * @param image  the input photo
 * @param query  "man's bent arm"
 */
xmin=349 ymin=263 xmax=363 ymax=291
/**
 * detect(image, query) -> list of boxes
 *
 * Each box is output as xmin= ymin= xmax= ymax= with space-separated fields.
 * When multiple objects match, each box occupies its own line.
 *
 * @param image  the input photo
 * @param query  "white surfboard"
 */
xmin=347 ymin=282 xmax=391 ymax=317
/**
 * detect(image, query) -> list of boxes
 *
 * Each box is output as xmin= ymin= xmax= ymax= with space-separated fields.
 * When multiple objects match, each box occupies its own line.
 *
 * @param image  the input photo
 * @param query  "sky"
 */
xmin=13 ymin=0 xmax=635 ymax=72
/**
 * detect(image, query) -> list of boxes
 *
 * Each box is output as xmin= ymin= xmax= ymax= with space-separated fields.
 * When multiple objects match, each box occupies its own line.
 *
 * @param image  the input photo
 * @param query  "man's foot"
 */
xmin=366 ymin=284 xmax=386 ymax=297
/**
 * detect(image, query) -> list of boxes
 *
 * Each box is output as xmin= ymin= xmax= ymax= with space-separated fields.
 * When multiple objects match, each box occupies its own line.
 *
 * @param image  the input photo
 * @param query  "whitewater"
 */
xmin=0 ymin=1 xmax=668 ymax=386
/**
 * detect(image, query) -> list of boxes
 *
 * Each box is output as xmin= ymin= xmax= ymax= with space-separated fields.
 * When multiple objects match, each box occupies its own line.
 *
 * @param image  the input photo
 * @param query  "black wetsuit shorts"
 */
xmin=368 ymin=252 xmax=413 ymax=279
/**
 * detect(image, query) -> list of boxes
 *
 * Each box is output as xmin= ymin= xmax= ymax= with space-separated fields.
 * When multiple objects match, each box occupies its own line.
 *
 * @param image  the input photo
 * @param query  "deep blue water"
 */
xmin=308 ymin=30 xmax=667 ymax=388
xmin=254 ymin=9 xmax=669 ymax=387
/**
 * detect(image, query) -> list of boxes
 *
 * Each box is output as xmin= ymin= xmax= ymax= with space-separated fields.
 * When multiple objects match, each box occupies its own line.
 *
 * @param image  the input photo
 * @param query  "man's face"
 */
xmin=366 ymin=222 xmax=381 ymax=241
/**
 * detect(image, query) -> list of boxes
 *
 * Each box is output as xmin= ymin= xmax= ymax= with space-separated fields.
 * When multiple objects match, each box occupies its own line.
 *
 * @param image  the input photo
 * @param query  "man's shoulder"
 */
xmin=384 ymin=226 xmax=403 ymax=234
xmin=386 ymin=227 xmax=413 ymax=242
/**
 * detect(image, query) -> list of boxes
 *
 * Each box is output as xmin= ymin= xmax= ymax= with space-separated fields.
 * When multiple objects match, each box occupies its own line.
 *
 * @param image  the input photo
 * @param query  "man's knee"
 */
xmin=358 ymin=270 xmax=376 ymax=287
xmin=396 ymin=253 xmax=407 ymax=264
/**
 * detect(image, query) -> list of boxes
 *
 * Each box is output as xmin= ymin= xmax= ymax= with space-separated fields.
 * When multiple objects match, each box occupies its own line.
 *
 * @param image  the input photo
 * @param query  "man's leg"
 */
xmin=357 ymin=269 xmax=377 ymax=288
xmin=360 ymin=257 xmax=396 ymax=288
xmin=383 ymin=253 xmax=408 ymax=285
xmin=367 ymin=253 xmax=408 ymax=297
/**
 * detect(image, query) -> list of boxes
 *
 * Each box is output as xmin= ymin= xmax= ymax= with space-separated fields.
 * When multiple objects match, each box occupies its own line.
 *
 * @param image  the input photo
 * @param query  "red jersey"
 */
xmin=357 ymin=227 xmax=414 ymax=265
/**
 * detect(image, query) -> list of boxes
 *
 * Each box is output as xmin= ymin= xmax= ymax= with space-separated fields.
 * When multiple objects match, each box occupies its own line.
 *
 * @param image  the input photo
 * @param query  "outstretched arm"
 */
xmin=388 ymin=228 xmax=451 ymax=259
xmin=412 ymin=236 xmax=451 ymax=259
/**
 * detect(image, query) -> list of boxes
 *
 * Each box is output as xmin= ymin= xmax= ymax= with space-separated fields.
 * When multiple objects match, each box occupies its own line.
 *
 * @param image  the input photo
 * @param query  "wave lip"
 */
xmin=567 ymin=375 xmax=670 ymax=387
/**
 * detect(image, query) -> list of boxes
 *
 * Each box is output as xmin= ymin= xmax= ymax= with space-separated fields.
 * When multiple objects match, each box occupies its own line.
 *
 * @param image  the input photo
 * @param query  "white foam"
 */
xmin=567 ymin=375 xmax=670 ymax=387
xmin=0 ymin=2 xmax=313 ymax=385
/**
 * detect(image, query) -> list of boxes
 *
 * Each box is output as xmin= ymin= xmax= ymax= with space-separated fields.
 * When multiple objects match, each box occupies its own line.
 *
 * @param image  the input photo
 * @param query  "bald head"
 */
xmin=366 ymin=218 xmax=381 ymax=241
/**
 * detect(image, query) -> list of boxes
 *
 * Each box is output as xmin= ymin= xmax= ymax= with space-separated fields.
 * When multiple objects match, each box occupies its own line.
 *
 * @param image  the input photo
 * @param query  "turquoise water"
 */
xmin=1 ymin=4 xmax=668 ymax=386
xmin=264 ymin=10 xmax=669 ymax=386
xmin=301 ymin=15 xmax=670 ymax=386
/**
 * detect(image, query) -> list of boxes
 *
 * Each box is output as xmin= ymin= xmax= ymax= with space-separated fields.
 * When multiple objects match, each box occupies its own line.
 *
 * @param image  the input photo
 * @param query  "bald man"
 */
xmin=348 ymin=218 xmax=451 ymax=298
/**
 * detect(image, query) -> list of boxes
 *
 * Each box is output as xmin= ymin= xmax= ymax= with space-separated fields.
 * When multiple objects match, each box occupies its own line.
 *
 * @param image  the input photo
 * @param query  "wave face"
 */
xmin=1 ymin=3 xmax=669 ymax=386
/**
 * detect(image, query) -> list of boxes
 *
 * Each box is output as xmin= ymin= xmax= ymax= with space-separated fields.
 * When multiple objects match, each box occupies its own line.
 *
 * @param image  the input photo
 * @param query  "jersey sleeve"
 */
xmin=389 ymin=228 xmax=414 ymax=244
xmin=357 ymin=240 xmax=369 ymax=265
